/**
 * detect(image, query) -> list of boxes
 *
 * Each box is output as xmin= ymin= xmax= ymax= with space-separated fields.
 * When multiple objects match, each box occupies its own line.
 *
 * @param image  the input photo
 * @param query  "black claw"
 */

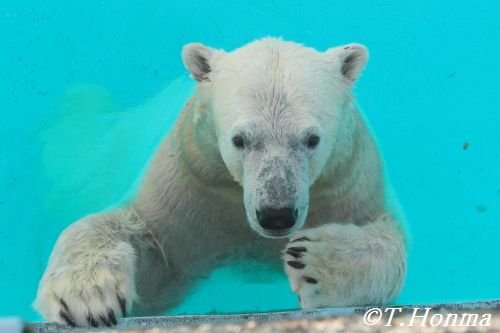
xmin=286 ymin=249 xmax=303 ymax=259
xmin=59 ymin=298 xmax=70 ymax=312
xmin=87 ymin=313 xmax=98 ymax=327
xmin=118 ymin=295 xmax=127 ymax=317
xmin=287 ymin=260 xmax=306 ymax=269
xmin=108 ymin=308 xmax=117 ymax=325
xmin=99 ymin=314 xmax=112 ymax=327
xmin=288 ymin=246 xmax=307 ymax=252
xmin=304 ymin=276 xmax=318 ymax=284
xmin=291 ymin=237 xmax=310 ymax=243
xmin=59 ymin=310 xmax=76 ymax=327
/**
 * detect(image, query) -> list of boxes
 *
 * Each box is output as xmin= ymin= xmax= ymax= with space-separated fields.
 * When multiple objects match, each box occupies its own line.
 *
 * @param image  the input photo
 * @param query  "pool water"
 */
xmin=1 ymin=0 xmax=499 ymax=322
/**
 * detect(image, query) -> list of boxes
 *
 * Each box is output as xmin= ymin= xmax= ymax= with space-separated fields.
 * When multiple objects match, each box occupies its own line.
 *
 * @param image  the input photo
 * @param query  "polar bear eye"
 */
xmin=232 ymin=135 xmax=245 ymax=149
xmin=307 ymin=135 xmax=320 ymax=149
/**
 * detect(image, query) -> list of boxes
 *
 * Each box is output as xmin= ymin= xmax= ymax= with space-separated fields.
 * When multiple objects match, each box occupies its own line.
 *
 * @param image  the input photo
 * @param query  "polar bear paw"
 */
xmin=34 ymin=257 xmax=136 ymax=327
xmin=283 ymin=224 xmax=365 ymax=309
xmin=283 ymin=234 xmax=328 ymax=309
xmin=283 ymin=218 xmax=405 ymax=309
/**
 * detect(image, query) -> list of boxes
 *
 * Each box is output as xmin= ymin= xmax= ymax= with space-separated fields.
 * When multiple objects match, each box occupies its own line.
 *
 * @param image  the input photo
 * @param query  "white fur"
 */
xmin=35 ymin=38 xmax=407 ymax=326
xmin=34 ymin=211 xmax=139 ymax=324
xmin=284 ymin=214 xmax=406 ymax=308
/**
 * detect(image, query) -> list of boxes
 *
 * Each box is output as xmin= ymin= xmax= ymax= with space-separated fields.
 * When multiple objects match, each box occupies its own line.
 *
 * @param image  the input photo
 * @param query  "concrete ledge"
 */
xmin=27 ymin=300 xmax=500 ymax=333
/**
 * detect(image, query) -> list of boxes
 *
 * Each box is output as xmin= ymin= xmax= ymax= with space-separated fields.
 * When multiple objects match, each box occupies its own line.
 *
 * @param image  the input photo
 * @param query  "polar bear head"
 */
xmin=182 ymin=38 xmax=368 ymax=238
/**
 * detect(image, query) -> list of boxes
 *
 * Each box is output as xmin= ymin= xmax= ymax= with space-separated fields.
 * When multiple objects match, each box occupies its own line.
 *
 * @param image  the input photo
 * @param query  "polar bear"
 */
xmin=34 ymin=38 xmax=407 ymax=327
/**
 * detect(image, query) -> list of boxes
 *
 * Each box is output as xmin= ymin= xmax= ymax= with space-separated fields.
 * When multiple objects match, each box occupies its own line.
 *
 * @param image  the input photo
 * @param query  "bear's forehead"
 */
xmin=214 ymin=47 xmax=336 ymax=113
xmin=210 ymin=39 xmax=347 ymax=129
xmin=218 ymin=40 xmax=330 ymax=84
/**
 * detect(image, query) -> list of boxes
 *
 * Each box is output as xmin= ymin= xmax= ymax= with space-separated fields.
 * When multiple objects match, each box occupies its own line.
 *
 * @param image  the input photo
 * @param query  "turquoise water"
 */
xmin=1 ymin=0 xmax=499 ymax=322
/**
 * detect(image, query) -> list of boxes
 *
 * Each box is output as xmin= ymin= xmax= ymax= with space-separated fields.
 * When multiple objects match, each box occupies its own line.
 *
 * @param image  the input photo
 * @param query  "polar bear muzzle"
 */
xmin=242 ymin=150 xmax=310 ymax=238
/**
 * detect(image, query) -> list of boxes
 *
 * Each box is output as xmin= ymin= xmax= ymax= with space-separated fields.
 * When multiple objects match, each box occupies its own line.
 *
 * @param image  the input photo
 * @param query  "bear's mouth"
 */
xmin=258 ymin=228 xmax=294 ymax=239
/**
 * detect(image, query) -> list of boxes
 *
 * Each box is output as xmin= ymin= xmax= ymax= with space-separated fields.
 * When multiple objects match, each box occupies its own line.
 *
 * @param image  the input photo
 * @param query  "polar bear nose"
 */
xmin=256 ymin=207 xmax=298 ymax=231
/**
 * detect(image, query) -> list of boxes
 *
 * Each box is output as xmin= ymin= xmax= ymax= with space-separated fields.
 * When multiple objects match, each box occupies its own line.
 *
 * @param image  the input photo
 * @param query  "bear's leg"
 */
xmin=34 ymin=209 xmax=143 ymax=326
xmin=283 ymin=214 xmax=406 ymax=308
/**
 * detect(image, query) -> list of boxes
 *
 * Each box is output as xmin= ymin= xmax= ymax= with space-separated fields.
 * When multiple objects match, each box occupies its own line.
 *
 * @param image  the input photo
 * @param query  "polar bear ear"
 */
xmin=182 ymin=43 xmax=219 ymax=82
xmin=326 ymin=43 xmax=368 ymax=83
